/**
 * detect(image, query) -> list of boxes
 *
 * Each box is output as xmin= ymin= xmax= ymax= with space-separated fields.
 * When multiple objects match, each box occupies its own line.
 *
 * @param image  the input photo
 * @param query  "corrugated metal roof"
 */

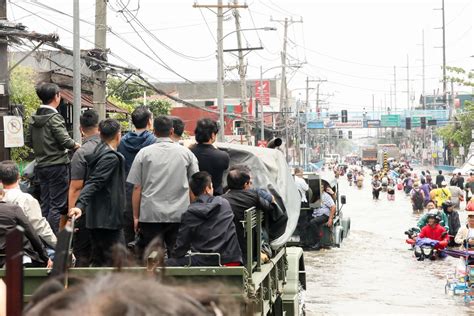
xmin=60 ymin=88 xmax=128 ymax=114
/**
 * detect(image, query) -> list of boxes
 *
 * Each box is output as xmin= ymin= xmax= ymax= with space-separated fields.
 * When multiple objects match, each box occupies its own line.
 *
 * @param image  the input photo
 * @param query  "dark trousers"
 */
xmin=166 ymin=255 xmax=221 ymax=267
xmin=139 ymin=222 xmax=180 ymax=257
xmin=372 ymin=189 xmax=380 ymax=199
xmin=36 ymin=164 xmax=69 ymax=234
xmin=72 ymin=216 xmax=91 ymax=267
xmin=305 ymin=214 xmax=329 ymax=245
xmin=89 ymin=228 xmax=124 ymax=267
xmin=123 ymin=183 xmax=135 ymax=245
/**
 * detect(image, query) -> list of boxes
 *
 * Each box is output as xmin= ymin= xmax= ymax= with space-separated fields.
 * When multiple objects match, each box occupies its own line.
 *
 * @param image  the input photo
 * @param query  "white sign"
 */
xmin=4 ymin=116 xmax=24 ymax=148
xmin=460 ymin=146 xmax=465 ymax=156
xmin=472 ymin=130 xmax=474 ymax=139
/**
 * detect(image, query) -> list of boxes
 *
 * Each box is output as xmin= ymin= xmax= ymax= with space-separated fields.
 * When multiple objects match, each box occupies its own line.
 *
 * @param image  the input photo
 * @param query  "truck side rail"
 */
xmin=243 ymin=207 xmax=262 ymax=275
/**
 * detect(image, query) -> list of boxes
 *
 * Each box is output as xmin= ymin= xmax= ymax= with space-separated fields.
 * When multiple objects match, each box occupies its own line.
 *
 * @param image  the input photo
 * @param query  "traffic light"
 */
xmin=348 ymin=130 xmax=352 ymax=139
xmin=405 ymin=117 xmax=411 ymax=130
xmin=420 ymin=117 xmax=426 ymax=129
xmin=338 ymin=130 xmax=343 ymax=139
xmin=341 ymin=110 xmax=348 ymax=123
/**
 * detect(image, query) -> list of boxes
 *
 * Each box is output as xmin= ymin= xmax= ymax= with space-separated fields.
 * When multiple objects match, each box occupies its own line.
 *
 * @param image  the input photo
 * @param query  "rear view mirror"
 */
xmin=341 ymin=195 xmax=347 ymax=205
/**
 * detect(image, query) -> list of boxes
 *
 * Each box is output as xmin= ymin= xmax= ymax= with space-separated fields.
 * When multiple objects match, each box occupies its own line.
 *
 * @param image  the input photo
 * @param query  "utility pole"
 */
xmin=0 ymin=0 xmax=9 ymax=160
xmin=421 ymin=29 xmax=426 ymax=110
xmin=260 ymin=66 xmax=264 ymax=141
xmin=271 ymin=16 xmax=302 ymax=161
xmin=406 ymin=54 xmax=410 ymax=110
xmin=193 ymin=1 xmax=248 ymax=142
xmin=233 ymin=0 xmax=250 ymax=144
xmin=93 ymin=0 xmax=107 ymax=121
xmin=393 ymin=66 xmax=397 ymax=112
xmin=73 ymin=0 xmax=81 ymax=143
xmin=442 ymin=0 xmax=447 ymax=112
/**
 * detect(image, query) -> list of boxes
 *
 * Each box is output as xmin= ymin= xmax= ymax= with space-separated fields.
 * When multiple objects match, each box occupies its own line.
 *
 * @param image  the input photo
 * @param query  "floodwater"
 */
xmin=304 ymin=171 xmax=473 ymax=315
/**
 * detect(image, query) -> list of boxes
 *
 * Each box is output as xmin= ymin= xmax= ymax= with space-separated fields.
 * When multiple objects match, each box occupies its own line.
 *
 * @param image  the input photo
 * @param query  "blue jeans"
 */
xmin=36 ymin=164 xmax=69 ymax=234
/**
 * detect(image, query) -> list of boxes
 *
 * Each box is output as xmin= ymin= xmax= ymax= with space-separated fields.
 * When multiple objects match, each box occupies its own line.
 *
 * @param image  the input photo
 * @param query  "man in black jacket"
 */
xmin=167 ymin=171 xmax=242 ymax=266
xmin=68 ymin=119 xmax=126 ymax=267
xmin=222 ymin=165 xmax=275 ymax=263
xmin=26 ymin=83 xmax=81 ymax=233
xmin=190 ymin=118 xmax=229 ymax=195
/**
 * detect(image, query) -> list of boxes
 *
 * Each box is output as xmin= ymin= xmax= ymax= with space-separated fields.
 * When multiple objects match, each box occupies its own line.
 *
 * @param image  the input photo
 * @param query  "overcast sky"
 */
xmin=7 ymin=0 xmax=473 ymax=112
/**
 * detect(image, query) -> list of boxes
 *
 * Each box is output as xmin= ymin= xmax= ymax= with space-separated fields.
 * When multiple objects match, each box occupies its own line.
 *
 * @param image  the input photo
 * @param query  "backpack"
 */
xmin=413 ymin=189 xmax=424 ymax=209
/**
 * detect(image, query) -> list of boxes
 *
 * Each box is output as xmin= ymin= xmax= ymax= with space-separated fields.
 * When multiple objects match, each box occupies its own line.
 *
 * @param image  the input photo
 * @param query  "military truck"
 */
xmin=1 ymin=143 xmax=307 ymax=316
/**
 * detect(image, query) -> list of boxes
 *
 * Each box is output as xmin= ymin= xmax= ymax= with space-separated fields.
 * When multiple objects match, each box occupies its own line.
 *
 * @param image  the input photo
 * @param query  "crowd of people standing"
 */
xmin=0 ymin=82 xmax=284 ymax=268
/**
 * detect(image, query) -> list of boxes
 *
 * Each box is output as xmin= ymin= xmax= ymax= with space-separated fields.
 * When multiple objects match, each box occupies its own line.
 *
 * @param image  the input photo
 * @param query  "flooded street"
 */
xmin=304 ymin=172 xmax=473 ymax=315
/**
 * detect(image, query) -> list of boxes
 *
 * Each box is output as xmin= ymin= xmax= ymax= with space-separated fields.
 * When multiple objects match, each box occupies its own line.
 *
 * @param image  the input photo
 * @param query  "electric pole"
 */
xmin=271 ymin=16 xmax=303 ymax=161
xmin=233 ymin=0 xmax=250 ymax=144
xmin=0 ymin=0 xmax=9 ymax=160
xmin=393 ymin=66 xmax=397 ymax=111
xmin=93 ymin=0 xmax=107 ymax=121
xmin=193 ymin=1 xmax=248 ymax=142
xmin=406 ymin=54 xmax=410 ymax=110
xmin=422 ymin=29 xmax=426 ymax=109
xmin=73 ymin=0 xmax=81 ymax=143
xmin=442 ymin=0 xmax=447 ymax=112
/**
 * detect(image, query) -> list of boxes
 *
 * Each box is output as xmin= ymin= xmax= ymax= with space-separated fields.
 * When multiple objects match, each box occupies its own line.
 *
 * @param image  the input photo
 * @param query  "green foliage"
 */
xmin=437 ymin=100 xmax=474 ymax=148
xmin=107 ymin=95 xmax=134 ymax=131
xmin=9 ymin=66 xmax=41 ymax=163
xmin=146 ymin=99 xmax=172 ymax=117
xmin=107 ymin=77 xmax=153 ymax=104
xmin=446 ymin=66 xmax=474 ymax=87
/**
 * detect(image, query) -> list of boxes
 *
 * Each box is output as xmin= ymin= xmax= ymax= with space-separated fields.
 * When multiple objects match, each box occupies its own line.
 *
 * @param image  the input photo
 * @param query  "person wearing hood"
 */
xmin=118 ymin=106 xmax=156 ymax=245
xmin=25 ymin=83 xmax=81 ymax=234
xmin=68 ymin=119 xmax=126 ymax=267
xmin=167 ymin=171 xmax=242 ymax=267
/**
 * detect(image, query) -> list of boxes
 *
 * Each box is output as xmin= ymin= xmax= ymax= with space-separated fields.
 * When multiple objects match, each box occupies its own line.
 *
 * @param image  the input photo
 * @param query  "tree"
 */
xmin=9 ymin=66 xmax=41 ymax=164
xmin=147 ymin=99 xmax=172 ymax=117
xmin=107 ymin=77 xmax=153 ymax=104
xmin=446 ymin=66 xmax=474 ymax=87
xmin=437 ymin=100 xmax=474 ymax=149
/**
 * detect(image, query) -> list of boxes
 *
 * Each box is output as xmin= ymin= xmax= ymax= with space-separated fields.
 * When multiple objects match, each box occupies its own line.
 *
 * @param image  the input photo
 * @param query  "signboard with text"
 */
xmin=255 ymin=80 xmax=270 ymax=106
xmin=381 ymin=114 xmax=401 ymax=127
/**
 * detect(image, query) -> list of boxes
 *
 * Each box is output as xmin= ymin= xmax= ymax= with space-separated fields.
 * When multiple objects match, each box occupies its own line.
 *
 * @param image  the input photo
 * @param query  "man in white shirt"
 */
xmin=0 ymin=161 xmax=56 ymax=249
xmin=294 ymin=168 xmax=309 ymax=204
xmin=128 ymin=115 xmax=199 ymax=256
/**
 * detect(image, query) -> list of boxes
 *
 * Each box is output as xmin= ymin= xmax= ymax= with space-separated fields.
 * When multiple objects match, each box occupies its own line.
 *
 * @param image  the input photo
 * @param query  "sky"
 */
xmin=7 ymin=0 xmax=474 ymax=113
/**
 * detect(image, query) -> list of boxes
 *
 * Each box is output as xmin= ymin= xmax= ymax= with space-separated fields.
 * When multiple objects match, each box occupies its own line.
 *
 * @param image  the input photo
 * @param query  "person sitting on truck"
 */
xmin=222 ymin=165 xmax=275 ymax=263
xmin=167 ymin=171 xmax=242 ymax=267
xmin=304 ymin=183 xmax=337 ymax=250
xmin=0 ymin=184 xmax=51 ymax=268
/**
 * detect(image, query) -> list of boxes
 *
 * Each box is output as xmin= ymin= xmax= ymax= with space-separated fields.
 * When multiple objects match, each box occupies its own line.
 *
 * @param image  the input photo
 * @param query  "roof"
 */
xmin=60 ymin=88 xmax=128 ymax=114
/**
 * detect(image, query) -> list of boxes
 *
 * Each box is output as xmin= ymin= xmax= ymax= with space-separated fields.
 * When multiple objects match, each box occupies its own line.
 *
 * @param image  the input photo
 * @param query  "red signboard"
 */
xmin=255 ymin=80 xmax=270 ymax=106
xmin=257 ymin=140 xmax=268 ymax=148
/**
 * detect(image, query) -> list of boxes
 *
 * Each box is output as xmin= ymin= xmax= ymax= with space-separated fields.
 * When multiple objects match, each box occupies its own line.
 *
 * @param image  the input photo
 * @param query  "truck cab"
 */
xmin=290 ymin=173 xmax=350 ymax=248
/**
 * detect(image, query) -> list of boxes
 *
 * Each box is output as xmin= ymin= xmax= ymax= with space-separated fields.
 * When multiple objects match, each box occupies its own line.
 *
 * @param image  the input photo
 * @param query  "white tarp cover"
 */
xmin=217 ymin=142 xmax=300 ymax=248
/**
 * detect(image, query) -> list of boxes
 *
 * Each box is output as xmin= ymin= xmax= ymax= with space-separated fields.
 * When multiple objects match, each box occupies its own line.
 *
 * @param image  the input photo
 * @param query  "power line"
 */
xmin=114 ymin=0 xmax=215 ymax=61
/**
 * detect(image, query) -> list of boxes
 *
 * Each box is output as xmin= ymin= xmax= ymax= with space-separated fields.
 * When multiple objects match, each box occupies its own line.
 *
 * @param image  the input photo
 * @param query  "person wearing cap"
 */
xmin=442 ymin=201 xmax=460 ymax=246
xmin=433 ymin=181 xmax=451 ymax=208
xmin=417 ymin=200 xmax=449 ymax=231
xmin=410 ymin=182 xmax=425 ymax=212
xmin=417 ymin=213 xmax=449 ymax=250
xmin=454 ymin=211 xmax=474 ymax=250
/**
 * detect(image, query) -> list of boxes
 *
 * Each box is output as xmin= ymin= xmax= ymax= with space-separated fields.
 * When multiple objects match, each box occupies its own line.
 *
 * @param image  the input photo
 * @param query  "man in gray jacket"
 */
xmin=26 ymin=83 xmax=80 ymax=233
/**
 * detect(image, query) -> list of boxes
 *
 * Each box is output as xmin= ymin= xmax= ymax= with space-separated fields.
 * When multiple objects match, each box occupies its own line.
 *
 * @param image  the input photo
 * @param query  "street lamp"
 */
xmin=216 ymin=26 xmax=277 ymax=142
